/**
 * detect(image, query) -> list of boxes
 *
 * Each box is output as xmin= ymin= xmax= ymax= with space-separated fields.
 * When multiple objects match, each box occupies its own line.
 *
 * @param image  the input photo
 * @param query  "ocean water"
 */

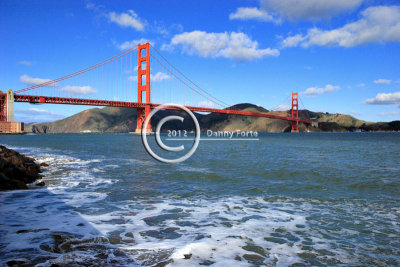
xmin=0 ymin=133 xmax=399 ymax=266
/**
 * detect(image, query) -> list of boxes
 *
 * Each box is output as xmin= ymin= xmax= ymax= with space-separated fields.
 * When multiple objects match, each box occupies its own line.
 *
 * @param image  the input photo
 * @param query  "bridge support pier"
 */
xmin=135 ymin=43 xmax=152 ymax=133
xmin=291 ymin=92 xmax=299 ymax=132
xmin=0 ymin=89 xmax=24 ymax=134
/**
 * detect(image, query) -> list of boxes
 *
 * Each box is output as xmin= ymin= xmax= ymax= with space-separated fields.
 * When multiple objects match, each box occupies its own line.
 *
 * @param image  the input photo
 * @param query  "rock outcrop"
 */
xmin=0 ymin=145 xmax=45 ymax=190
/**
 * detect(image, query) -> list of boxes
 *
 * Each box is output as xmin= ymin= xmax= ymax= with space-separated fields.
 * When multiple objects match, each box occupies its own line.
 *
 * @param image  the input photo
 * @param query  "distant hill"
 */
xmin=26 ymin=104 xmax=400 ymax=133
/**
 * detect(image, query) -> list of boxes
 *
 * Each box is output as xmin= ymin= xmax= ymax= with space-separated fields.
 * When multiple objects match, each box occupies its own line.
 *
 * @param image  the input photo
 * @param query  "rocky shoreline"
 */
xmin=0 ymin=145 xmax=46 ymax=191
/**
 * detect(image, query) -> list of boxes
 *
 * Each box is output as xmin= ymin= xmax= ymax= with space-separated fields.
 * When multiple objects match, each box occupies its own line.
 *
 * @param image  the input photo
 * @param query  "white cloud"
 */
xmin=357 ymin=83 xmax=365 ymax=87
xmin=261 ymin=0 xmax=363 ymax=21
xmin=379 ymin=111 xmax=399 ymax=116
xmin=116 ymin=38 xmax=154 ymax=50
xmin=151 ymin=72 xmax=171 ymax=82
xmin=61 ymin=85 xmax=97 ymax=95
xmin=282 ymin=5 xmax=400 ymax=48
xmin=281 ymin=34 xmax=305 ymax=48
xmin=20 ymin=74 xmax=51 ymax=86
xmin=303 ymin=84 xmax=340 ymax=95
xmin=108 ymin=10 xmax=145 ymax=31
xmin=18 ymin=61 xmax=34 ymax=66
xmin=374 ymin=79 xmax=392 ymax=85
xmin=273 ymin=104 xmax=290 ymax=111
xmin=364 ymin=91 xmax=400 ymax=105
xmin=128 ymin=72 xmax=171 ymax=82
xmin=229 ymin=7 xmax=277 ymax=22
xmin=166 ymin=31 xmax=279 ymax=61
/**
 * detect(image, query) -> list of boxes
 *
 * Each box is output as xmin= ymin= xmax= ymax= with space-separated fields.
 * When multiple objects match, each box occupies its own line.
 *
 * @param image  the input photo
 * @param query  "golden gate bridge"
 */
xmin=0 ymin=42 xmax=313 ymax=133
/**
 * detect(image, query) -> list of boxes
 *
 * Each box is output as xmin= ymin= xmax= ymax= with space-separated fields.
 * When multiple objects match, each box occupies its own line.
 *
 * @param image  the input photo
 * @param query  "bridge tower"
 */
xmin=135 ymin=43 xmax=152 ymax=133
xmin=0 ymin=91 xmax=6 ymax=122
xmin=0 ymin=89 xmax=14 ymax=122
xmin=291 ymin=92 xmax=299 ymax=132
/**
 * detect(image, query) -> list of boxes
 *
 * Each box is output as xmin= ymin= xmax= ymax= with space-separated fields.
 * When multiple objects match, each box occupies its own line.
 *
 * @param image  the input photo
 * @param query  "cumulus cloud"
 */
xmin=129 ymin=72 xmax=171 ymax=82
xmin=108 ymin=10 xmax=145 ymax=31
xmin=116 ymin=38 xmax=154 ymax=50
xmin=374 ymin=79 xmax=392 ymax=85
xmin=303 ymin=84 xmax=340 ymax=95
xmin=61 ymin=85 xmax=97 ymax=95
xmin=281 ymin=34 xmax=305 ymax=48
xmin=229 ymin=7 xmax=277 ymax=22
xmin=17 ymin=61 xmax=34 ymax=66
xmin=151 ymin=72 xmax=171 ymax=82
xmin=20 ymin=74 xmax=51 ymax=86
xmin=363 ymin=92 xmax=400 ymax=105
xmin=165 ymin=31 xmax=279 ymax=61
xmin=261 ymin=0 xmax=363 ymax=21
xmin=282 ymin=5 xmax=400 ymax=48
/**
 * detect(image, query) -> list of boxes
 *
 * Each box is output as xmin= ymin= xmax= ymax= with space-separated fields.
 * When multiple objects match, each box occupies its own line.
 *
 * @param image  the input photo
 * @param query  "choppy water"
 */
xmin=1 ymin=133 xmax=399 ymax=266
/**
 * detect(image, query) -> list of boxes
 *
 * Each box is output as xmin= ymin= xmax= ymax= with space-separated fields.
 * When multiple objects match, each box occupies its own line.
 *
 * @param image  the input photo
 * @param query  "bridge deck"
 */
xmin=14 ymin=94 xmax=313 ymax=124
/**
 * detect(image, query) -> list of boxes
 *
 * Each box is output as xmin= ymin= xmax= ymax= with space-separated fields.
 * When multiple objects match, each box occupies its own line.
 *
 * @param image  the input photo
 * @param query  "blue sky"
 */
xmin=1 ymin=0 xmax=400 ymax=123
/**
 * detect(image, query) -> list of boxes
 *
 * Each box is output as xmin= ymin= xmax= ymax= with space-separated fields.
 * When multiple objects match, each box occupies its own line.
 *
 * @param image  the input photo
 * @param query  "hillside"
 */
xmin=26 ymin=104 xmax=399 ymax=133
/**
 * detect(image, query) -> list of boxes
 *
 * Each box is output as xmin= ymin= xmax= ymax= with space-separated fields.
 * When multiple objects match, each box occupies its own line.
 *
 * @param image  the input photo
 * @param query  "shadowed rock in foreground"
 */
xmin=0 ymin=145 xmax=44 ymax=190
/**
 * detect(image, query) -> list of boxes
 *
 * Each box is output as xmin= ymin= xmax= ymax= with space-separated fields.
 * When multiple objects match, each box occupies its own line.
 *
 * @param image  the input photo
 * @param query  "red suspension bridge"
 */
xmin=0 ymin=42 xmax=313 ymax=133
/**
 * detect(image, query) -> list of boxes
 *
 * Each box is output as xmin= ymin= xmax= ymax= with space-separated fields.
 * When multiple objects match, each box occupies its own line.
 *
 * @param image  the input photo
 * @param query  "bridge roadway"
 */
xmin=14 ymin=94 xmax=313 ymax=124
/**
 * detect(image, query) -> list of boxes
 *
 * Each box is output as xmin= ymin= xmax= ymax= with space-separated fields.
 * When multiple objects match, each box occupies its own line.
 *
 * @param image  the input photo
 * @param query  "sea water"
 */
xmin=0 ymin=133 xmax=399 ymax=266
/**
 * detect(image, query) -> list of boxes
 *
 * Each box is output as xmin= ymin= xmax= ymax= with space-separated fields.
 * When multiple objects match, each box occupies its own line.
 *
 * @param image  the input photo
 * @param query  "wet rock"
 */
xmin=243 ymin=254 xmax=265 ymax=265
xmin=125 ymin=232 xmax=134 ymax=238
xmin=264 ymin=236 xmax=287 ymax=244
xmin=6 ymin=259 xmax=28 ymax=266
xmin=183 ymin=253 xmax=192 ymax=259
xmin=108 ymin=237 xmax=122 ymax=244
xmin=199 ymin=260 xmax=215 ymax=265
xmin=17 ymin=228 xmax=49 ymax=234
xmin=140 ymin=227 xmax=182 ymax=240
xmin=143 ymin=214 xmax=181 ymax=226
xmin=242 ymin=245 xmax=267 ymax=257
xmin=37 ymin=181 xmax=45 ymax=187
xmin=0 ymin=145 xmax=43 ymax=191
xmin=40 ymin=243 xmax=53 ymax=252
xmin=40 ymin=162 xmax=49 ymax=167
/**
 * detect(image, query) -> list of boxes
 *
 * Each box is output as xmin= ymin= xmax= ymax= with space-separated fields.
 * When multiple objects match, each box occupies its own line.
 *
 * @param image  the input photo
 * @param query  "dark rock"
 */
xmin=125 ymin=232 xmax=134 ymax=238
xmin=140 ymin=227 xmax=182 ymax=240
xmin=37 ymin=181 xmax=45 ymax=187
xmin=6 ymin=259 xmax=28 ymax=266
xmin=40 ymin=162 xmax=49 ymax=167
xmin=0 ymin=145 xmax=42 ymax=191
xmin=243 ymin=254 xmax=265 ymax=264
xmin=199 ymin=260 xmax=215 ymax=265
xmin=183 ymin=253 xmax=192 ymax=259
xmin=242 ymin=245 xmax=267 ymax=256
